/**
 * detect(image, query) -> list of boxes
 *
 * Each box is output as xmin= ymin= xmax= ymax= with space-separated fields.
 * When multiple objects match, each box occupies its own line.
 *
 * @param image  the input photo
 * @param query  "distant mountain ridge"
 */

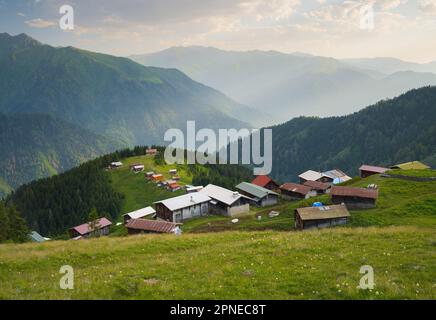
xmin=0 ymin=113 xmax=121 ymax=197
xmin=0 ymin=33 xmax=254 ymax=146
xmin=131 ymin=46 xmax=436 ymax=125
xmin=0 ymin=33 xmax=260 ymax=195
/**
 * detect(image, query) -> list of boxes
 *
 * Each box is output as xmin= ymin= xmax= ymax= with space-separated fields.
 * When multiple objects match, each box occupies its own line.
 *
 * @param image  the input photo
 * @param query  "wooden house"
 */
xmin=280 ymin=183 xmax=314 ymax=200
xmin=110 ymin=161 xmax=123 ymax=169
xmin=359 ymin=165 xmax=389 ymax=178
xmin=70 ymin=217 xmax=112 ymax=239
xmin=168 ymin=181 xmax=181 ymax=192
xmin=151 ymin=174 xmax=164 ymax=182
xmin=303 ymin=180 xmax=331 ymax=195
xmin=320 ymin=169 xmax=352 ymax=184
xmin=331 ymin=186 xmax=378 ymax=210
xmin=235 ymin=182 xmax=279 ymax=207
xmin=130 ymin=164 xmax=145 ymax=173
xmin=295 ymin=204 xmax=350 ymax=230
xmin=199 ymin=184 xmax=250 ymax=217
xmin=125 ymin=219 xmax=181 ymax=235
xmin=123 ymin=206 xmax=156 ymax=224
xmin=251 ymin=175 xmax=279 ymax=191
xmin=146 ymin=148 xmax=158 ymax=155
xmin=154 ymin=193 xmax=211 ymax=222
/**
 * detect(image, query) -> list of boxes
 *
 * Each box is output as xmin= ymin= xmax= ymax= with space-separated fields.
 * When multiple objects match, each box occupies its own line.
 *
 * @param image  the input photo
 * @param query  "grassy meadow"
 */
xmin=1 ymin=155 xmax=435 ymax=300
xmin=0 ymin=227 xmax=435 ymax=300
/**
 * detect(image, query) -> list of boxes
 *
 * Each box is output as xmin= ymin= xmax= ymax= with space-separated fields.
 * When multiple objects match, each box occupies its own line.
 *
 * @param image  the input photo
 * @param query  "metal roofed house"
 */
xmin=331 ymin=186 xmax=379 ymax=210
xmin=303 ymin=180 xmax=331 ymax=195
xmin=125 ymin=219 xmax=181 ymax=235
xmin=154 ymin=193 xmax=211 ymax=222
xmin=251 ymin=175 xmax=279 ymax=191
xmin=123 ymin=206 xmax=156 ymax=224
xmin=279 ymin=183 xmax=315 ymax=200
xmin=298 ymin=170 xmax=323 ymax=184
xmin=110 ymin=161 xmax=123 ymax=168
xmin=146 ymin=148 xmax=158 ymax=155
xmin=29 ymin=231 xmax=47 ymax=243
xmin=69 ymin=217 xmax=112 ymax=239
xmin=390 ymin=161 xmax=430 ymax=170
xmin=235 ymin=182 xmax=279 ymax=207
xmin=295 ymin=204 xmax=350 ymax=230
xmin=199 ymin=184 xmax=250 ymax=217
xmin=320 ymin=169 xmax=352 ymax=184
xmin=359 ymin=164 xmax=389 ymax=178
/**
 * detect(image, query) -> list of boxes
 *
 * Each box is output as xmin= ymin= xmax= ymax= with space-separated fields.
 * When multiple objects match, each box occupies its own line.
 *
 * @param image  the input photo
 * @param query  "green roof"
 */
xmin=235 ymin=182 xmax=278 ymax=199
xmin=390 ymin=161 xmax=430 ymax=170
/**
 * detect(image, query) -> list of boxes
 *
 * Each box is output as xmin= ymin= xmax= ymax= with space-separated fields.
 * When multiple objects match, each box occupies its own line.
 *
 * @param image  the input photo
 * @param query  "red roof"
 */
xmin=303 ymin=180 xmax=330 ymax=191
xmin=331 ymin=186 xmax=378 ymax=200
xmin=125 ymin=219 xmax=179 ymax=233
xmin=359 ymin=165 xmax=389 ymax=174
xmin=280 ymin=183 xmax=312 ymax=195
xmin=72 ymin=217 xmax=112 ymax=236
xmin=251 ymin=175 xmax=276 ymax=188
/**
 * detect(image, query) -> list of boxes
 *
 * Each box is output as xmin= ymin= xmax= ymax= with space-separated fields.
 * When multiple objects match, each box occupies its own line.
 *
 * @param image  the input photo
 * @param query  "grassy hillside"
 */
xmin=108 ymin=155 xmax=193 ymax=214
xmin=0 ymin=226 xmax=434 ymax=299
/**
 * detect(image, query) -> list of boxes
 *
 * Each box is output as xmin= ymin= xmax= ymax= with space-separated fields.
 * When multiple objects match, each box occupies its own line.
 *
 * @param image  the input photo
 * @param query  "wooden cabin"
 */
xmin=295 ymin=204 xmax=350 ymax=230
xmin=331 ymin=186 xmax=378 ymax=210
xmin=123 ymin=207 xmax=156 ymax=224
xmin=146 ymin=148 xmax=158 ymax=155
xmin=279 ymin=183 xmax=314 ymax=200
xmin=154 ymin=193 xmax=211 ymax=222
xmin=251 ymin=175 xmax=279 ymax=191
xmin=303 ymin=180 xmax=331 ymax=195
xmin=359 ymin=165 xmax=389 ymax=178
xmin=235 ymin=182 xmax=279 ymax=207
xmin=70 ymin=217 xmax=112 ymax=239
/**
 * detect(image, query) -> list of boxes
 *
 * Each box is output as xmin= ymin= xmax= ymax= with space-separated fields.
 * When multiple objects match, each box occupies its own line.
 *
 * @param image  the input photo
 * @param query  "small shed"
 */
xmin=320 ymin=169 xmax=352 ymax=184
xmin=168 ymin=182 xmax=181 ymax=192
xmin=169 ymin=169 xmax=177 ymax=175
xmin=235 ymin=182 xmax=279 ymax=207
xmin=331 ymin=186 xmax=379 ymax=210
xmin=29 ymin=231 xmax=47 ymax=243
xmin=186 ymin=186 xmax=204 ymax=193
xmin=303 ymin=180 xmax=331 ymax=195
xmin=280 ymin=183 xmax=314 ymax=200
xmin=151 ymin=174 xmax=164 ymax=182
xmin=123 ymin=206 xmax=156 ymax=224
xmin=130 ymin=164 xmax=145 ymax=173
xmin=359 ymin=164 xmax=389 ymax=178
xmin=295 ymin=204 xmax=350 ymax=230
xmin=125 ymin=219 xmax=181 ymax=235
xmin=110 ymin=161 xmax=123 ymax=168
xmin=251 ymin=175 xmax=279 ymax=191
xmin=146 ymin=148 xmax=158 ymax=155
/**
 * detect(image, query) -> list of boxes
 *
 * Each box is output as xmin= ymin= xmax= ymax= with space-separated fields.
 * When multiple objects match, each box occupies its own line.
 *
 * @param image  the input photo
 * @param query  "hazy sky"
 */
xmin=1 ymin=0 xmax=436 ymax=62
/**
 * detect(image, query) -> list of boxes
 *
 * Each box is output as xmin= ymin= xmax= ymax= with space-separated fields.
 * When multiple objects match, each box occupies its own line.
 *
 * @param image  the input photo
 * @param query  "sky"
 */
xmin=1 ymin=0 xmax=436 ymax=62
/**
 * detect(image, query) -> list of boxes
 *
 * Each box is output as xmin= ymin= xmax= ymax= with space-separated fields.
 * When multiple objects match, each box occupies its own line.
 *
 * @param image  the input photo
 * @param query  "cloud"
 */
xmin=25 ymin=18 xmax=56 ymax=28
xmin=17 ymin=12 xmax=26 ymax=17
xmin=418 ymin=0 xmax=436 ymax=14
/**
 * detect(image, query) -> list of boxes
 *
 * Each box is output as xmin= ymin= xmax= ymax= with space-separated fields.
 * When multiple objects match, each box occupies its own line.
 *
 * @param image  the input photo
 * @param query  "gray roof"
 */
xmin=154 ymin=193 xmax=211 ymax=211
xmin=235 ymin=182 xmax=278 ymax=199
xmin=200 ymin=184 xmax=250 ymax=206
xmin=29 ymin=231 xmax=46 ymax=243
